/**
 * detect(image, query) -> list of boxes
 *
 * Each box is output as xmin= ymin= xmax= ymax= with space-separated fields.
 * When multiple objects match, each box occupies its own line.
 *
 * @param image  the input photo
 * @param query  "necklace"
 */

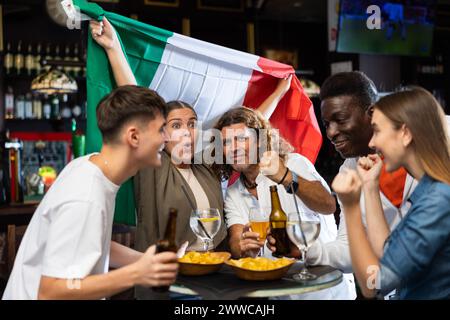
xmin=241 ymin=174 xmax=257 ymax=189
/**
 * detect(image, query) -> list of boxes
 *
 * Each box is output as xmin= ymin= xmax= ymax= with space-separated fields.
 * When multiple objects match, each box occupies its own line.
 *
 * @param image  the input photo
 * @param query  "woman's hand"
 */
xmin=239 ymin=223 xmax=264 ymax=258
xmin=273 ymin=75 xmax=292 ymax=99
xmin=331 ymin=169 xmax=362 ymax=208
xmin=90 ymin=17 xmax=119 ymax=51
xmin=357 ymin=154 xmax=383 ymax=189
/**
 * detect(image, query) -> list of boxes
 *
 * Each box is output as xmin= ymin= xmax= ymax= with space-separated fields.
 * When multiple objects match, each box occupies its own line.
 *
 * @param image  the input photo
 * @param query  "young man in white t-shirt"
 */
xmin=3 ymin=85 xmax=178 ymax=300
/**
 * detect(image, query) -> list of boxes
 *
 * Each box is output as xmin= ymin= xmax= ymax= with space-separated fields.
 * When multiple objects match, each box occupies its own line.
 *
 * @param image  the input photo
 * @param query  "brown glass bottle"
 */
xmin=153 ymin=208 xmax=178 ymax=293
xmin=269 ymin=185 xmax=290 ymax=257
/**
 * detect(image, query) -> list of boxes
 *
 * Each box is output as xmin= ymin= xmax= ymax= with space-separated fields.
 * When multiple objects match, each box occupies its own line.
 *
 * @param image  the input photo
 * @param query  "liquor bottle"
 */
xmin=15 ymin=95 xmax=25 ymax=120
xmin=14 ymin=41 xmax=25 ymax=75
xmin=54 ymin=45 xmax=62 ymax=70
xmin=25 ymin=43 xmax=34 ymax=76
xmin=61 ymin=94 xmax=72 ymax=119
xmin=43 ymin=95 xmax=51 ymax=120
xmin=7 ymin=137 xmax=24 ymax=203
xmin=269 ymin=185 xmax=290 ymax=257
xmin=72 ymin=44 xmax=82 ymax=77
xmin=32 ymin=94 xmax=43 ymax=120
xmin=24 ymin=93 xmax=33 ymax=119
xmin=0 ymin=131 xmax=10 ymax=204
xmin=44 ymin=43 xmax=53 ymax=71
xmin=34 ymin=42 xmax=42 ymax=75
xmin=72 ymin=103 xmax=82 ymax=119
xmin=82 ymin=46 xmax=87 ymax=77
xmin=51 ymin=95 xmax=60 ymax=120
xmin=5 ymin=86 xmax=15 ymax=119
xmin=63 ymin=44 xmax=72 ymax=75
xmin=4 ymin=42 xmax=13 ymax=75
xmin=153 ymin=208 xmax=178 ymax=293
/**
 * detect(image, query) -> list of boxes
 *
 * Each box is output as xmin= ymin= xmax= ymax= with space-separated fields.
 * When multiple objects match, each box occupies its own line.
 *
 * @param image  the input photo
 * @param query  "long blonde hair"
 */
xmin=374 ymin=87 xmax=450 ymax=185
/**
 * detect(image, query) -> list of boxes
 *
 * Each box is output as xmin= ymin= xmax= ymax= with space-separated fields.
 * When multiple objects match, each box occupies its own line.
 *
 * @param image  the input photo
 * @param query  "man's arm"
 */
xmin=90 ymin=18 xmax=137 ymax=86
xmin=109 ymin=241 xmax=143 ymax=269
xmin=38 ymin=246 xmax=178 ymax=300
xmin=306 ymin=210 xmax=353 ymax=271
xmin=259 ymin=152 xmax=336 ymax=214
xmin=284 ymin=174 xmax=336 ymax=214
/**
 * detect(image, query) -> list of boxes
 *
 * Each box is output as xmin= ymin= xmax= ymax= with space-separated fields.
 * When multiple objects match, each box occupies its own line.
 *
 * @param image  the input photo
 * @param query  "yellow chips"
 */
xmin=179 ymin=251 xmax=225 ymax=264
xmin=227 ymin=257 xmax=293 ymax=271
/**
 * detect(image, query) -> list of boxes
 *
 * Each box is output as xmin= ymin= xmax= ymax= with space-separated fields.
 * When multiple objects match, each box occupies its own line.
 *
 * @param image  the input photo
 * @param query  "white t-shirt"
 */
xmin=2 ymin=154 xmax=120 ymax=300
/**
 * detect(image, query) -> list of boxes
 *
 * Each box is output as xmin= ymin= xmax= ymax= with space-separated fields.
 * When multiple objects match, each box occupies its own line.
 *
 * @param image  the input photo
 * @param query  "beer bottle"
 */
xmin=4 ymin=42 xmax=13 ymax=75
xmin=153 ymin=208 xmax=178 ymax=293
xmin=14 ymin=41 xmax=24 ymax=75
xmin=269 ymin=185 xmax=290 ymax=257
xmin=34 ymin=42 xmax=42 ymax=76
xmin=25 ymin=43 xmax=34 ymax=76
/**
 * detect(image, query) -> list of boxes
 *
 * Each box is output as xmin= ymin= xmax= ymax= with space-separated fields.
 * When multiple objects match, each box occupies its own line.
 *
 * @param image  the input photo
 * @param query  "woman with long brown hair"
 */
xmin=332 ymin=86 xmax=450 ymax=299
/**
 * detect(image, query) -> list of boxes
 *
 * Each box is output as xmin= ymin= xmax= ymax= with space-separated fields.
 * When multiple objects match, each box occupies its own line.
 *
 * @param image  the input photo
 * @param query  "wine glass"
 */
xmin=248 ymin=207 xmax=271 ymax=257
xmin=189 ymin=208 xmax=221 ymax=252
xmin=286 ymin=212 xmax=321 ymax=281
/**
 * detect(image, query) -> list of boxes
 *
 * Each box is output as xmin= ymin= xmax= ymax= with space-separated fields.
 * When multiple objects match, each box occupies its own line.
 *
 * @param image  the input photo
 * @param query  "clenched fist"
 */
xmin=259 ymin=151 xmax=289 ymax=185
xmin=331 ymin=169 xmax=362 ymax=207
xmin=357 ymin=154 xmax=383 ymax=188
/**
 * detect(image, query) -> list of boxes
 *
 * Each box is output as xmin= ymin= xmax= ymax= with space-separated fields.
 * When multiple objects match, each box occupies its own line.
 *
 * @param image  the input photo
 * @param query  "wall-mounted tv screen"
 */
xmin=337 ymin=0 xmax=436 ymax=56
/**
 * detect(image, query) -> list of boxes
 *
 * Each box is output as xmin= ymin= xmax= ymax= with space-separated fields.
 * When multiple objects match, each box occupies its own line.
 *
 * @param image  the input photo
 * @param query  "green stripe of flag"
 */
xmin=76 ymin=0 xmax=173 ymax=225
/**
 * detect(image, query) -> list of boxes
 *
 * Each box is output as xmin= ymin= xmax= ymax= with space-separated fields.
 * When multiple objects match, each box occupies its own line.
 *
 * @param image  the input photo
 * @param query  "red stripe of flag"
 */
xmin=243 ymin=57 xmax=322 ymax=164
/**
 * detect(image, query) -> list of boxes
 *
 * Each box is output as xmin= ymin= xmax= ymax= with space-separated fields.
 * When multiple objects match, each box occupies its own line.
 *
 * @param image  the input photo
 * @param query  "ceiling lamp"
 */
xmin=31 ymin=68 xmax=78 ymax=95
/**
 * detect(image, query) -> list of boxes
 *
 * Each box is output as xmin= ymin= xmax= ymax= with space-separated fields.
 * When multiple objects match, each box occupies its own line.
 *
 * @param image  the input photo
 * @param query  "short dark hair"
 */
xmin=96 ymin=85 xmax=167 ymax=144
xmin=320 ymin=71 xmax=378 ymax=110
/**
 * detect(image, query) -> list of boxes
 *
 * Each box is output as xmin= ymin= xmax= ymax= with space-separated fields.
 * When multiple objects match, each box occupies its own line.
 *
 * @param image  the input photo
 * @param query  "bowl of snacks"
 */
xmin=225 ymin=257 xmax=295 ymax=281
xmin=178 ymin=251 xmax=231 ymax=276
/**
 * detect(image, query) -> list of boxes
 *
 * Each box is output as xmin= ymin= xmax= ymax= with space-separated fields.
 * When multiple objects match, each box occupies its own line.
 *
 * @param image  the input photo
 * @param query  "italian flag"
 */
xmin=75 ymin=0 xmax=322 ymax=225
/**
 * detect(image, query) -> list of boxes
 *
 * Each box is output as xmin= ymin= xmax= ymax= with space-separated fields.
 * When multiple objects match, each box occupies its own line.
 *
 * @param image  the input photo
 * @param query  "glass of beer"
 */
xmin=249 ymin=206 xmax=271 ymax=257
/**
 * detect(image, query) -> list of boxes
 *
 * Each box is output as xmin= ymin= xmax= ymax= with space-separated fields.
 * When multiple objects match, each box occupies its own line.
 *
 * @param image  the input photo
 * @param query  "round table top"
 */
xmin=170 ymin=263 xmax=343 ymax=299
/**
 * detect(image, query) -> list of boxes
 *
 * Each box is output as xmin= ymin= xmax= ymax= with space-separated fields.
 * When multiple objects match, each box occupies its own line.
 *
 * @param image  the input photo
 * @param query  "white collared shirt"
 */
xmin=224 ymin=153 xmax=336 ymax=243
xmin=224 ymin=153 xmax=356 ymax=299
